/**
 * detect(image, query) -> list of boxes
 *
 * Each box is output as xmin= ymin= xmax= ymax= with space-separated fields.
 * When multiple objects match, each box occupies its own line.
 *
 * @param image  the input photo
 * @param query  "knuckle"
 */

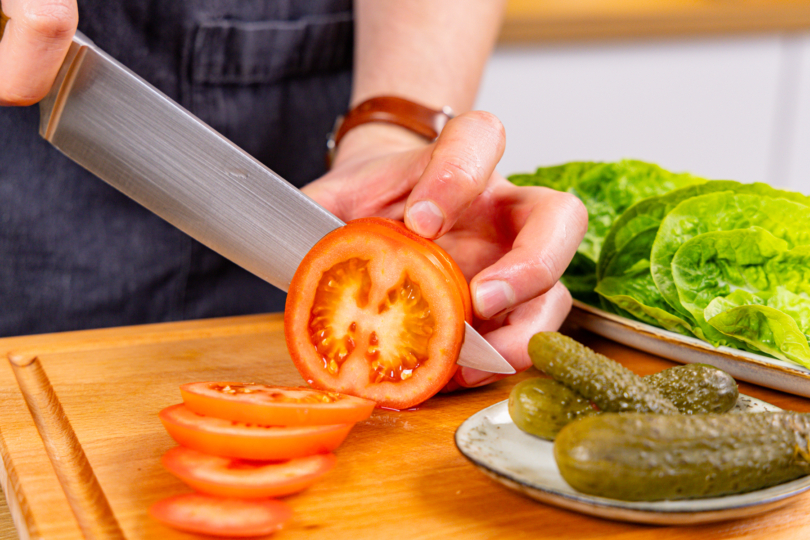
xmin=436 ymin=157 xmax=484 ymax=193
xmin=22 ymin=1 xmax=78 ymax=41
xmin=533 ymin=252 xmax=560 ymax=293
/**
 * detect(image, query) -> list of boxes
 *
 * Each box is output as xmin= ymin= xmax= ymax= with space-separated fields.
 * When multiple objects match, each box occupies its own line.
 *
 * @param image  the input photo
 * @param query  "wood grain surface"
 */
xmin=501 ymin=0 xmax=810 ymax=43
xmin=1 ymin=314 xmax=810 ymax=540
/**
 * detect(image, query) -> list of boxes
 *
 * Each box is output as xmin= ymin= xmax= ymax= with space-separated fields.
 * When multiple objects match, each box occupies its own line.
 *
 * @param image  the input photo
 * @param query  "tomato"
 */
xmin=180 ymin=382 xmax=375 ymax=426
xmin=149 ymin=493 xmax=291 ymax=537
xmin=162 ymin=446 xmax=336 ymax=498
xmin=159 ymin=404 xmax=353 ymax=460
xmin=285 ymin=217 xmax=471 ymax=410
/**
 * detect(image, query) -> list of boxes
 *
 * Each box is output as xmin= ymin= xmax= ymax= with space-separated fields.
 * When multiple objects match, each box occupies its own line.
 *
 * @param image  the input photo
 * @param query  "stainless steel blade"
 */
xmin=38 ymin=32 xmax=514 ymax=375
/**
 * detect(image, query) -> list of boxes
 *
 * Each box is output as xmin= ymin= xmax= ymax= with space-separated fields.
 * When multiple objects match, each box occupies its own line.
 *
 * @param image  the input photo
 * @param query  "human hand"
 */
xmin=302 ymin=111 xmax=588 ymax=388
xmin=0 ymin=0 xmax=78 ymax=106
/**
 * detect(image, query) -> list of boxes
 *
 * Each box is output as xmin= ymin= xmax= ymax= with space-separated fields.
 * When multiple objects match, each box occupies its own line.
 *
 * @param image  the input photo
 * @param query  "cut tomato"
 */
xmin=150 ymin=493 xmax=291 ymax=537
xmin=162 ymin=446 xmax=336 ymax=498
xmin=285 ymin=217 xmax=471 ymax=410
xmin=180 ymin=382 xmax=375 ymax=426
xmin=159 ymin=404 xmax=353 ymax=460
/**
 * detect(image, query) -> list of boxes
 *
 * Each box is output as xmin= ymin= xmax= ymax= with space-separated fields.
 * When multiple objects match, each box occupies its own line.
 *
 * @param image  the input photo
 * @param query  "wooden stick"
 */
xmin=8 ymin=353 xmax=126 ymax=540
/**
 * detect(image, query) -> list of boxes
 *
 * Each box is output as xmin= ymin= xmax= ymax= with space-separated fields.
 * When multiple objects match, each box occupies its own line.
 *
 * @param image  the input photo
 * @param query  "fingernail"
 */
xmin=460 ymin=367 xmax=497 ymax=387
xmin=407 ymin=200 xmax=444 ymax=238
xmin=474 ymin=280 xmax=516 ymax=319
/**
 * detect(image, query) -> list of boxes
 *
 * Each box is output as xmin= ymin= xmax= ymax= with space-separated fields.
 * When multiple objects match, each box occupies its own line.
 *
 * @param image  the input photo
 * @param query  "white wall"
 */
xmin=476 ymin=34 xmax=810 ymax=193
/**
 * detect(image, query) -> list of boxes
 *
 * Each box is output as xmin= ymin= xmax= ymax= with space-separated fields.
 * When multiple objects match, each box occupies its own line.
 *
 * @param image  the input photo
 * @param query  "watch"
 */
xmin=327 ymin=96 xmax=455 ymax=167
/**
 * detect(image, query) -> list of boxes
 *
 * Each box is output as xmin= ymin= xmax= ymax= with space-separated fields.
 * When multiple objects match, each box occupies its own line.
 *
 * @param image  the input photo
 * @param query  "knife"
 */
xmin=6 ymin=27 xmax=514 ymax=375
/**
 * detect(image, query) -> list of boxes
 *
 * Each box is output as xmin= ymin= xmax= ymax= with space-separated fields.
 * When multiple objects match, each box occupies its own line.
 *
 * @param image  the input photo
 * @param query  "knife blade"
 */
xmin=32 ymin=31 xmax=515 ymax=375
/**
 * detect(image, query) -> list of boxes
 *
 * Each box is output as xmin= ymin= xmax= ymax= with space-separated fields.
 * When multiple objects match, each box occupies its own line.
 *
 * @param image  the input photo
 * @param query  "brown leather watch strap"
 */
xmin=327 ymin=96 xmax=454 ymax=167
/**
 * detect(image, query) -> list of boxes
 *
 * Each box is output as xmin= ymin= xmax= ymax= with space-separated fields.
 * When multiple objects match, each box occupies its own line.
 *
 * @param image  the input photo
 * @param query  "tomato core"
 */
xmin=308 ymin=258 xmax=437 ymax=384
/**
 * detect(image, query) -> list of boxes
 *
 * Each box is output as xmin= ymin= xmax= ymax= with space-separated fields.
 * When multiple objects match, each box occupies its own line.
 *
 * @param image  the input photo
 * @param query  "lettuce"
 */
xmin=671 ymin=227 xmax=810 ymax=357
xmin=508 ymin=160 xmax=702 ymax=302
xmin=650 ymin=193 xmax=810 ymax=325
xmin=598 ymin=181 xmax=810 ymax=280
xmin=595 ymin=182 xmax=810 ymax=335
xmin=705 ymin=290 xmax=810 ymax=368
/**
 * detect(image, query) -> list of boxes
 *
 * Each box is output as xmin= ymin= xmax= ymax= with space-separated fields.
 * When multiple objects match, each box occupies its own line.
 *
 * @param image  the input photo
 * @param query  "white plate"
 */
xmin=567 ymin=300 xmax=810 ymax=398
xmin=455 ymin=397 xmax=810 ymax=525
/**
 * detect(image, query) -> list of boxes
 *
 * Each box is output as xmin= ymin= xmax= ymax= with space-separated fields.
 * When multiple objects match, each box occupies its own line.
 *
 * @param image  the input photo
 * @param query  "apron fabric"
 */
xmin=0 ymin=0 xmax=353 ymax=337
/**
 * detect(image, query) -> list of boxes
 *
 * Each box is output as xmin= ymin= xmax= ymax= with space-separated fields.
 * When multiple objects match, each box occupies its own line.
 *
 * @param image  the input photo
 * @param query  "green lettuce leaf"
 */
xmin=671 ymin=227 xmax=789 ymax=346
xmin=509 ymin=160 xmax=702 ymax=303
xmin=651 ymin=193 xmax=810 ymax=324
xmin=597 ymin=180 xmax=810 ymax=280
xmin=508 ymin=161 xmax=601 ymax=191
xmin=706 ymin=290 xmax=810 ymax=368
xmin=570 ymin=160 xmax=703 ymax=265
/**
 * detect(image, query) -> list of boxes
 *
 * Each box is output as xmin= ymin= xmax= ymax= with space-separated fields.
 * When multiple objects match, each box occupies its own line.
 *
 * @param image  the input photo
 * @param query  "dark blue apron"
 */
xmin=0 ymin=0 xmax=353 ymax=336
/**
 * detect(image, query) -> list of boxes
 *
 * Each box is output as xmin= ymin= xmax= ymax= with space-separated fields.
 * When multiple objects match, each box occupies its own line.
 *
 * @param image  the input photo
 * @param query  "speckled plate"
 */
xmin=455 ymin=396 xmax=810 ymax=525
xmin=567 ymin=300 xmax=810 ymax=398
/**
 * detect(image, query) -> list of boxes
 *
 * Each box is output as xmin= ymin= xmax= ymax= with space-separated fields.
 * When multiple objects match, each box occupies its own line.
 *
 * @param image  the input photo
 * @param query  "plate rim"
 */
xmin=455 ymin=398 xmax=810 ymax=525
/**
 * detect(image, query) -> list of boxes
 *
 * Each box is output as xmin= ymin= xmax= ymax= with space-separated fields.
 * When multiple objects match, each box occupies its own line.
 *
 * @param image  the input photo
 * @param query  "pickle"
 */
xmin=508 ymin=378 xmax=598 ymax=440
xmin=528 ymin=332 xmax=678 ymax=414
xmin=644 ymin=363 xmax=739 ymax=414
xmin=554 ymin=412 xmax=810 ymax=501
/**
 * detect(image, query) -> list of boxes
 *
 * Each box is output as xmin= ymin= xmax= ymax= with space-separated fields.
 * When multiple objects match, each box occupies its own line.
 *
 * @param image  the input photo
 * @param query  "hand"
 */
xmin=0 ymin=0 xmax=78 ymax=106
xmin=303 ymin=111 xmax=588 ymax=388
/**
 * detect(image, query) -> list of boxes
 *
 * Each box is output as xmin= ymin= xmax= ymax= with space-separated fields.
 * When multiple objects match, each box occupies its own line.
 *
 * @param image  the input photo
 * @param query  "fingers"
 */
xmin=0 ymin=0 xmax=78 ymax=106
xmin=404 ymin=110 xmax=505 ymax=239
xmin=458 ymin=282 xmax=572 ymax=387
xmin=470 ymin=185 xmax=587 ymax=319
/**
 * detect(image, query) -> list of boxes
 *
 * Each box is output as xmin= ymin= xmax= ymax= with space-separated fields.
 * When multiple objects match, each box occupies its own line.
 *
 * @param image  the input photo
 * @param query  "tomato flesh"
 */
xmin=162 ymin=446 xmax=336 ymax=499
xmin=285 ymin=218 xmax=470 ymax=409
xmin=159 ymin=404 xmax=353 ymax=460
xmin=150 ymin=493 xmax=291 ymax=537
xmin=180 ymin=382 xmax=375 ymax=426
xmin=309 ymin=258 xmax=435 ymax=383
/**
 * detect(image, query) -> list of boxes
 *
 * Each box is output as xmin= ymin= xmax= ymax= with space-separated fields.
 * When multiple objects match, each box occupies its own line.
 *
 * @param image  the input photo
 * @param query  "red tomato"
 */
xmin=180 ymin=382 xmax=375 ymax=426
xmin=162 ymin=446 xmax=336 ymax=498
xmin=150 ymin=493 xmax=291 ymax=537
xmin=159 ymin=404 xmax=353 ymax=460
xmin=285 ymin=217 xmax=471 ymax=410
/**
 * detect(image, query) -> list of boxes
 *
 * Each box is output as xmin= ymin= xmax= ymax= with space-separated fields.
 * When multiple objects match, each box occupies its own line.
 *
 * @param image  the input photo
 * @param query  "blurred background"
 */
xmin=477 ymin=0 xmax=810 ymax=191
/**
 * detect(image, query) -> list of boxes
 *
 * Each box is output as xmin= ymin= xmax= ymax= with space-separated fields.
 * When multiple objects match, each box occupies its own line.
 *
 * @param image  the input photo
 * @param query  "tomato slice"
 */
xmin=285 ymin=217 xmax=471 ymax=410
xmin=150 ymin=493 xmax=292 ymax=537
xmin=180 ymin=382 xmax=376 ymax=426
xmin=159 ymin=404 xmax=353 ymax=460
xmin=162 ymin=446 xmax=336 ymax=498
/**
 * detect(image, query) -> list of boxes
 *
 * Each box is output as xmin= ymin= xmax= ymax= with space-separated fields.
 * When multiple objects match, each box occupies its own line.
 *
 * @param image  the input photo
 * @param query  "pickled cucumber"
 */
xmin=644 ymin=363 xmax=738 ymax=414
xmin=528 ymin=332 xmax=678 ymax=414
xmin=554 ymin=412 xmax=810 ymax=501
xmin=508 ymin=378 xmax=598 ymax=440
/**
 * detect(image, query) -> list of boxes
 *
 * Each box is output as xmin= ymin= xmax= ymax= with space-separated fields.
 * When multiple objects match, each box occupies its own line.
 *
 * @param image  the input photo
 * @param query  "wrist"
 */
xmin=330 ymin=122 xmax=431 ymax=168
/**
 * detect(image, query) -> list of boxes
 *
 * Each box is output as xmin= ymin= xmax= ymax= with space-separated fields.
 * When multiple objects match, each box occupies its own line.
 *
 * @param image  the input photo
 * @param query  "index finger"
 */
xmin=0 ymin=0 xmax=78 ymax=106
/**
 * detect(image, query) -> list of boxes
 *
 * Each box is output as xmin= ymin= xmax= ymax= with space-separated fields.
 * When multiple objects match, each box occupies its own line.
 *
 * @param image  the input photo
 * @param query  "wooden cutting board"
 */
xmin=2 ymin=314 xmax=810 ymax=540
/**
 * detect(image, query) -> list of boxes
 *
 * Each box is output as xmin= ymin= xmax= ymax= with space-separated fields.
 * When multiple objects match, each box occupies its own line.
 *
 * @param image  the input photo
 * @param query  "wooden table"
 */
xmin=1 ymin=314 xmax=810 ymax=539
